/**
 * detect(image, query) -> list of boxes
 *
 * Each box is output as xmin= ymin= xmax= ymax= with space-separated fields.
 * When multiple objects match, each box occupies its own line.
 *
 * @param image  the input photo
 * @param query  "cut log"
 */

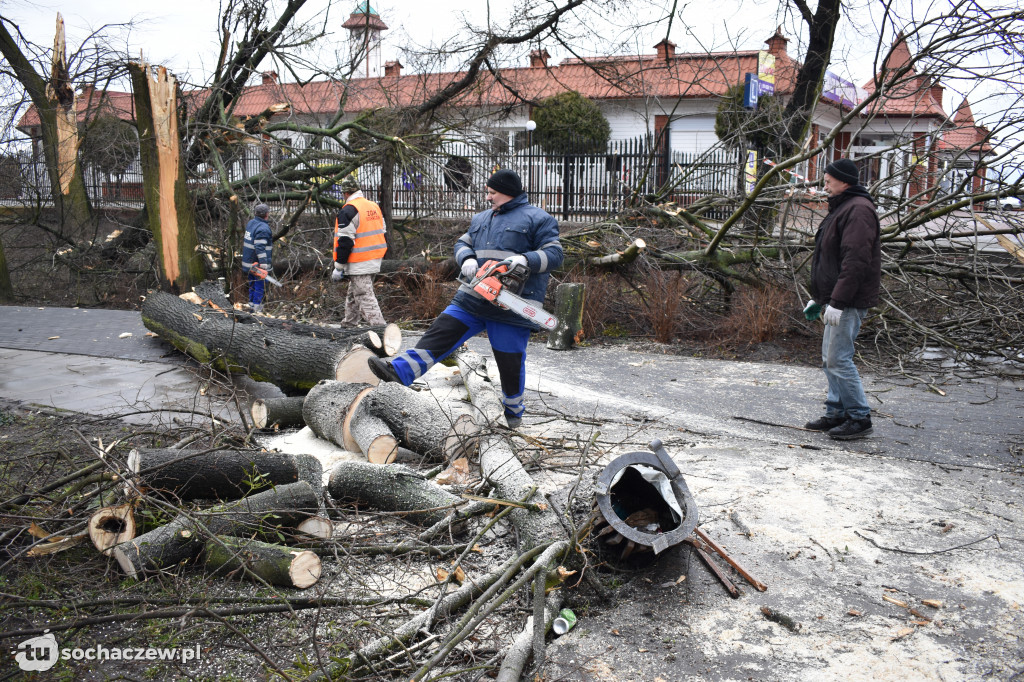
xmin=128 ymin=448 xmax=322 ymax=501
xmin=141 ymin=290 xmax=346 ymax=391
xmin=112 ymin=480 xmax=320 ymax=579
xmin=343 ymin=387 xmax=375 ymax=452
xmin=202 ymin=536 xmax=322 ymax=589
xmin=327 ymin=461 xmax=462 ymax=526
xmin=351 ymin=408 xmax=399 ymax=464
xmin=302 ymin=380 xmax=373 ymax=449
xmin=360 ymin=323 xmax=403 ymax=358
xmin=335 ymin=345 xmax=381 ymax=384
xmin=87 ymin=503 xmax=136 ymax=556
xmin=251 ymin=396 xmax=306 ymax=430
xmin=546 ymin=283 xmax=585 ymax=351
xmin=364 ymin=382 xmax=466 ymax=461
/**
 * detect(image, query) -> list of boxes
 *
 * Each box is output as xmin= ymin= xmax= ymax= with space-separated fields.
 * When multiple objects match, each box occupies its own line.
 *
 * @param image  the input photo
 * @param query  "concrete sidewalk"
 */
xmin=0 ymin=306 xmax=264 ymax=425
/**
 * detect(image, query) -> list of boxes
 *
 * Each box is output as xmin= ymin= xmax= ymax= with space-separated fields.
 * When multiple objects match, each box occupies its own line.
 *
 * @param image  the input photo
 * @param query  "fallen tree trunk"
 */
xmin=251 ymin=396 xmax=306 ymax=430
xmin=455 ymin=350 xmax=568 ymax=554
xmin=87 ymin=503 xmax=136 ymax=556
xmin=364 ymin=382 xmax=474 ymax=461
xmin=112 ymin=481 xmax=320 ymax=578
xmin=202 ymin=535 xmax=322 ymax=589
xmin=326 ymin=461 xmax=462 ymax=526
xmin=128 ymin=448 xmax=322 ymax=501
xmin=350 ymin=408 xmax=399 ymax=464
xmin=142 ymin=290 xmax=348 ymax=391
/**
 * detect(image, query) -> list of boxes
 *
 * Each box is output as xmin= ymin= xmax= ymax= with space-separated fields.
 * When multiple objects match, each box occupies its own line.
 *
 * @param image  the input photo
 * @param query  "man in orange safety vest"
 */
xmin=332 ymin=175 xmax=387 ymax=326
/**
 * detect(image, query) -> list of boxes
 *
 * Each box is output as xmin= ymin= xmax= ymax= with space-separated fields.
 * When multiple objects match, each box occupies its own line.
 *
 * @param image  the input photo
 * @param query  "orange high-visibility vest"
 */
xmin=337 ymin=196 xmax=387 ymax=263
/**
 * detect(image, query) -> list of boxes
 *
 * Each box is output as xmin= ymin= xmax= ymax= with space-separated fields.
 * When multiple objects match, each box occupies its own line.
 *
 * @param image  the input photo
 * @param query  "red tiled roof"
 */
xmin=861 ymin=35 xmax=945 ymax=118
xmin=937 ymin=99 xmax=994 ymax=154
xmin=16 ymin=86 xmax=135 ymax=132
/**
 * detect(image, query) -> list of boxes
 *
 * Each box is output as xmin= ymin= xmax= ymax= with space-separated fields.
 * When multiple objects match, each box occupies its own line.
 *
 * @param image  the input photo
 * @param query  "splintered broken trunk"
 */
xmin=87 ymin=503 xmax=136 ymax=555
xmin=202 ymin=536 xmax=322 ymax=589
xmin=128 ymin=448 xmax=323 ymax=501
xmin=112 ymin=480 xmax=320 ymax=578
xmin=141 ymin=290 xmax=370 ymax=391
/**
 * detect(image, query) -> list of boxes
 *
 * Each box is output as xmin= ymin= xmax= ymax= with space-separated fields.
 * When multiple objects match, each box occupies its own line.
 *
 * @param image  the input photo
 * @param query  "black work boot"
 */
xmin=828 ymin=417 xmax=873 ymax=440
xmin=367 ymin=356 xmax=401 ymax=383
xmin=804 ymin=415 xmax=845 ymax=431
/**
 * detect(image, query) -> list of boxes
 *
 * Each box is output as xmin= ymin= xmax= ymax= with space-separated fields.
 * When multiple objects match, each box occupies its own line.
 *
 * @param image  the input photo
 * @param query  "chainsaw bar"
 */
xmin=459 ymin=260 xmax=558 ymax=330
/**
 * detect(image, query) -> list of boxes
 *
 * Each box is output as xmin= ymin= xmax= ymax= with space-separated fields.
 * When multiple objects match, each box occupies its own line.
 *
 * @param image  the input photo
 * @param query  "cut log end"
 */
xmin=382 ymin=323 xmax=402 ymax=357
xmin=88 ymin=504 xmax=136 ymax=556
xmin=251 ymin=400 xmax=270 ymax=429
xmin=296 ymin=516 xmax=334 ymax=539
xmin=289 ymin=550 xmax=322 ymax=589
xmin=342 ymin=387 xmax=375 ymax=452
xmin=112 ymin=544 xmax=141 ymax=579
xmin=366 ymin=435 xmax=399 ymax=465
xmin=336 ymin=346 xmax=380 ymax=385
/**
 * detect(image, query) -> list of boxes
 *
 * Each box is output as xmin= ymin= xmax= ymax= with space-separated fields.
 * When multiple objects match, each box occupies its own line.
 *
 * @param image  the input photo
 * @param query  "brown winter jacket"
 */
xmin=810 ymin=185 xmax=882 ymax=310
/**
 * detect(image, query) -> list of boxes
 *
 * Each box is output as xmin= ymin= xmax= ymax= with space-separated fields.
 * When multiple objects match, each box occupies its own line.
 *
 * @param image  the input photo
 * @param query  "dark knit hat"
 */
xmin=825 ymin=158 xmax=860 ymax=186
xmin=486 ymin=169 xmax=524 ymax=197
xmin=254 ymin=203 xmax=270 ymax=217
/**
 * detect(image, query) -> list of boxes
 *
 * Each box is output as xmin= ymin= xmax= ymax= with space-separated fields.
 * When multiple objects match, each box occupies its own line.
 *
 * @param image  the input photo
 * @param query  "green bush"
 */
xmin=533 ymin=91 xmax=610 ymax=154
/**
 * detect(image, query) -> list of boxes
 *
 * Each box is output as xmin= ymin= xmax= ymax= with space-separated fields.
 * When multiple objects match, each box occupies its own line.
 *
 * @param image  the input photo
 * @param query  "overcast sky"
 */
xmin=3 ymin=0 xmax=1020 ymax=153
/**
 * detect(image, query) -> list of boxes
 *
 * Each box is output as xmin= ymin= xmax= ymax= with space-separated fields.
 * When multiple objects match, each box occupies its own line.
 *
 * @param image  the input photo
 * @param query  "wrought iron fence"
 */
xmin=2 ymin=135 xmax=742 ymax=221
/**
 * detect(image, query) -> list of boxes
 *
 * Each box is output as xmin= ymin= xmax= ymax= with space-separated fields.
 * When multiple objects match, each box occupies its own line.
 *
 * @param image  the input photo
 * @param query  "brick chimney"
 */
xmin=765 ymin=27 xmax=789 ymax=58
xmin=654 ymin=38 xmax=676 ymax=62
xmin=928 ymin=79 xmax=944 ymax=111
xmin=529 ymin=49 xmax=550 ymax=68
xmin=261 ymin=71 xmax=278 ymax=86
xmin=384 ymin=60 xmax=402 ymax=77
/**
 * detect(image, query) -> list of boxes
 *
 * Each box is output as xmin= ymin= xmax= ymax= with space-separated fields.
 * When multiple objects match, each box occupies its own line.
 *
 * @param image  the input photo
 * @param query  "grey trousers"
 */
xmin=342 ymin=274 xmax=386 ymax=326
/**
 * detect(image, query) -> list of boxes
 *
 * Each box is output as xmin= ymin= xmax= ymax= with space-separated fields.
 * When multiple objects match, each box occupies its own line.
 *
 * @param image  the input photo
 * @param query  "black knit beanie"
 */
xmin=486 ymin=169 xmax=524 ymax=197
xmin=825 ymin=158 xmax=860 ymax=186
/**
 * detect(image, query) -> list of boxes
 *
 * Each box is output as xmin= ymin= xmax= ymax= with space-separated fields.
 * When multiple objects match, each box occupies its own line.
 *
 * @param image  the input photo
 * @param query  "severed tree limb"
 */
xmin=498 ymin=590 xmax=564 ymax=682
xmin=326 ymin=461 xmax=463 ymax=526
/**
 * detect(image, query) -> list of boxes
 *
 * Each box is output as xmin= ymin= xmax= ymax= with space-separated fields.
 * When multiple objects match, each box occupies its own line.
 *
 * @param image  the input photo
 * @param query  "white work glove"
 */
xmin=331 ymin=263 xmax=345 ymax=282
xmin=460 ymin=258 xmax=479 ymax=279
xmin=505 ymin=254 xmax=528 ymax=270
xmin=822 ymin=304 xmax=843 ymax=326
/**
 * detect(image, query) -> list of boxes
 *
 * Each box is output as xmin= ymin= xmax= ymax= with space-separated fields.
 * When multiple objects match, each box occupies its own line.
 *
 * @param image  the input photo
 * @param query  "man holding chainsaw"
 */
xmin=369 ymin=169 xmax=563 ymax=428
xmin=332 ymin=175 xmax=388 ymax=327
xmin=242 ymin=203 xmax=273 ymax=312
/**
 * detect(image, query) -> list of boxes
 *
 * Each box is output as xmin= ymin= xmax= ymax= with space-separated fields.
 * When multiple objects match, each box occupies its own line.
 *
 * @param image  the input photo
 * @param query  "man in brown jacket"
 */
xmin=803 ymin=158 xmax=881 ymax=440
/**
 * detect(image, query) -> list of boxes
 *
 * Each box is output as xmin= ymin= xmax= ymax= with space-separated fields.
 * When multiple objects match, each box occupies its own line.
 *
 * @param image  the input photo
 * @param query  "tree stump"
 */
xmin=546 ymin=282 xmax=585 ymax=351
xmin=202 ymin=536 xmax=322 ymax=589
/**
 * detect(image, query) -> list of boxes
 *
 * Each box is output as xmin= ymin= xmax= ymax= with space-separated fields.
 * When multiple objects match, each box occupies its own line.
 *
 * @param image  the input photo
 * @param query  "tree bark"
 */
xmin=363 ymin=382 xmax=469 ymax=460
xmin=112 ymin=480 xmax=320 ymax=579
xmin=141 ymin=290 xmax=347 ymax=391
xmin=251 ymin=396 xmax=306 ymax=430
xmin=326 ymin=461 xmax=462 ymax=526
xmin=202 ymin=535 xmax=321 ymax=589
xmin=129 ymin=60 xmax=205 ymax=294
xmin=128 ymin=447 xmax=322 ymax=500
xmin=546 ymin=283 xmax=585 ymax=351
xmin=350 ymin=408 xmax=399 ymax=464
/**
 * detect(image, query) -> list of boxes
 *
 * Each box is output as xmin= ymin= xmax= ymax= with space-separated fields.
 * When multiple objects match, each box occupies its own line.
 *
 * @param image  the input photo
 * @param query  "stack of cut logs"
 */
xmin=80 ymin=285 xmax=484 ymax=589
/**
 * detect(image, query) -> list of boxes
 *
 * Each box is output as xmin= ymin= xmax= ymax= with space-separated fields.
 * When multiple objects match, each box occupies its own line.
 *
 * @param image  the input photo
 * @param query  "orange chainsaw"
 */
xmin=461 ymin=259 xmax=558 ymax=330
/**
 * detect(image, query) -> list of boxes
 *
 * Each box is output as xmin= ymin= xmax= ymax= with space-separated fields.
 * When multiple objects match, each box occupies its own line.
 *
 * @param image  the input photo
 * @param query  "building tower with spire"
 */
xmin=343 ymin=2 xmax=388 ymax=79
